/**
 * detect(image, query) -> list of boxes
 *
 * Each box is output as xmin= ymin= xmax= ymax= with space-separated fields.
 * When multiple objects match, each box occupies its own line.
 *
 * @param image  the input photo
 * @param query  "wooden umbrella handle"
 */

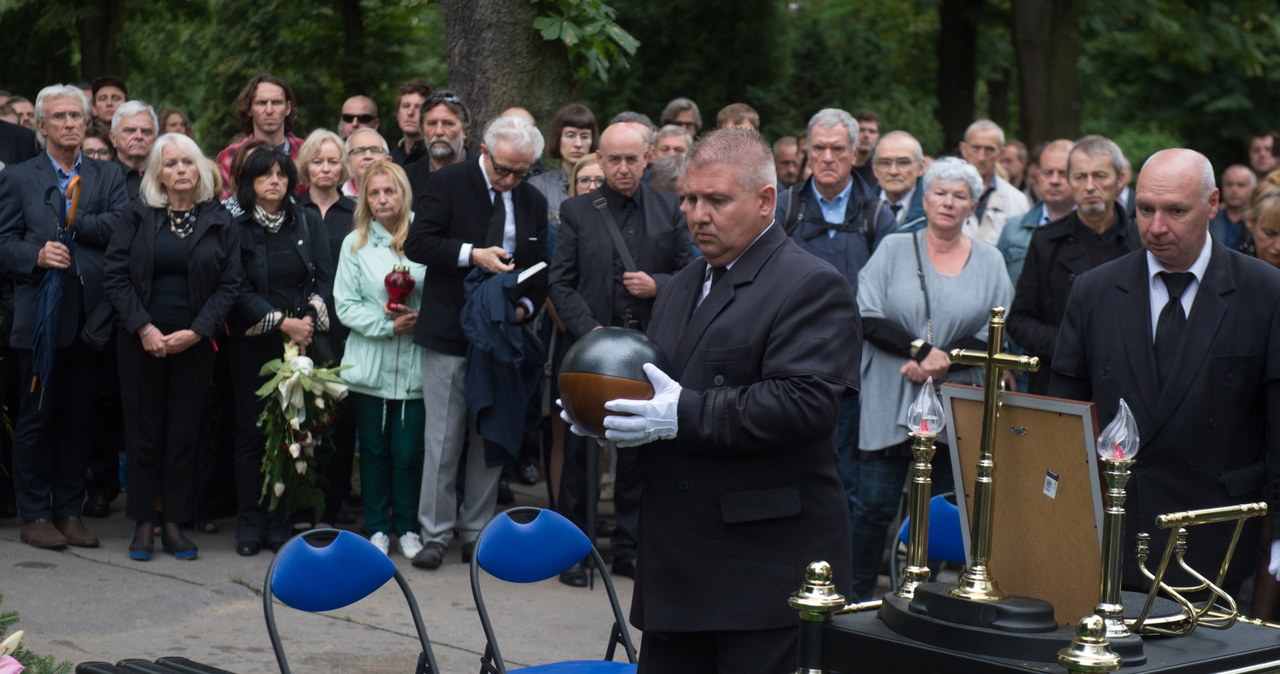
xmin=65 ymin=175 xmax=83 ymax=227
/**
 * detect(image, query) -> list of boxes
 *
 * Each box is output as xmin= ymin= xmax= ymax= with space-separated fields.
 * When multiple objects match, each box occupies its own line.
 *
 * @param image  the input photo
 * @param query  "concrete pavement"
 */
xmin=1 ymin=483 xmax=638 ymax=673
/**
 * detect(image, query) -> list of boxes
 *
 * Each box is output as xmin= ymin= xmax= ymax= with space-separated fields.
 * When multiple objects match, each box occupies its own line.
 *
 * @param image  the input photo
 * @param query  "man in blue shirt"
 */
xmin=1210 ymin=164 xmax=1255 ymax=251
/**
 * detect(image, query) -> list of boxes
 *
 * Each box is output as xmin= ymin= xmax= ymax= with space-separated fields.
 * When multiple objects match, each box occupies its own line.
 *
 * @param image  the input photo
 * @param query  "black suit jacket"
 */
xmin=631 ymin=224 xmax=859 ymax=632
xmin=404 ymin=158 xmax=547 ymax=356
xmin=1008 ymin=209 xmax=1140 ymax=394
xmin=0 ymin=120 xmax=38 ymax=168
xmin=548 ymin=183 xmax=694 ymax=340
xmin=1050 ymin=244 xmax=1280 ymax=588
xmin=0 ymin=153 xmax=128 ymax=348
xmin=103 ymin=200 xmax=242 ymax=339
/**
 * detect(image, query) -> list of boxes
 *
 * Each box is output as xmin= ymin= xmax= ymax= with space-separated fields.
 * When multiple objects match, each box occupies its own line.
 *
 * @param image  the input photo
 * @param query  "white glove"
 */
xmin=1269 ymin=540 xmax=1280 ymax=581
xmin=555 ymin=398 xmax=597 ymax=439
xmin=602 ymin=363 xmax=681 ymax=448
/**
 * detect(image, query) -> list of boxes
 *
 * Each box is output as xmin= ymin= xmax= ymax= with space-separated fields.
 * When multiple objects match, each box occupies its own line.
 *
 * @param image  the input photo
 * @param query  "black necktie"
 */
xmin=1154 ymin=272 xmax=1194 ymax=385
xmin=710 ymin=265 xmax=727 ymax=287
xmin=889 ymin=203 xmax=903 ymax=221
xmin=486 ymin=188 xmax=506 ymax=249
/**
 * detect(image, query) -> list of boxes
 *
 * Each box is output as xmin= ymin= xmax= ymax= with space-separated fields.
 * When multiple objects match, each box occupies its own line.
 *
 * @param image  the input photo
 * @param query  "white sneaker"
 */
xmin=398 ymin=532 xmax=424 ymax=559
xmin=369 ymin=532 xmax=391 ymax=555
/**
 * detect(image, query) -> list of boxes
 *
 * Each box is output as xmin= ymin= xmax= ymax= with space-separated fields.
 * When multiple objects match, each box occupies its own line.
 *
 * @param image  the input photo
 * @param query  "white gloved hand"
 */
xmin=555 ymin=398 xmax=597 ymax=438
xmin=602 ymin=363 xmax=681 ymax=448
xmin=1269 ymin=540 xmax=1280 ymax=581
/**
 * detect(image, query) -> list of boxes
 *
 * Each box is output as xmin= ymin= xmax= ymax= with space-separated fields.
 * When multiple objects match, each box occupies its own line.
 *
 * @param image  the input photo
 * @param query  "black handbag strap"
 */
xmin=594 ymin=197 xmax=638 ymax=273
xmin=910 ymin=228 xmax=934 ymax=344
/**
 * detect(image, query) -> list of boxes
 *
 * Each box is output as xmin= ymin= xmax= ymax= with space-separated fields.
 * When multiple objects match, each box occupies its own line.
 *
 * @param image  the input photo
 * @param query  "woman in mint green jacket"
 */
xmin=334 ymin=160 xmax=427 ymax=558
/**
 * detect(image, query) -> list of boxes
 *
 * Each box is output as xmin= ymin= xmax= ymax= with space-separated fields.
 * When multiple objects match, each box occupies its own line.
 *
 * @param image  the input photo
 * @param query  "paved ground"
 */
xmin=1 ymin=483 xmax=642 ymax=673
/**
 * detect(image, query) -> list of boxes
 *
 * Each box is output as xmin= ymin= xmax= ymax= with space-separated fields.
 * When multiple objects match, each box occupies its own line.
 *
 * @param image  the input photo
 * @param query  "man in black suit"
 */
xmin=0 ymin=84 xmax=128 ymax=549
xmin=1051 ymin=148 xmax=1280 ymax=593
xmin=548 ymin=121 xmax=694 ymax=585
xmin=404 ymin=114 xmax=547 ymax=570
xmin=0 ymin=118 xmax=38 ymax=169
xmin=591 ymin=129 xmax=859 ymax=672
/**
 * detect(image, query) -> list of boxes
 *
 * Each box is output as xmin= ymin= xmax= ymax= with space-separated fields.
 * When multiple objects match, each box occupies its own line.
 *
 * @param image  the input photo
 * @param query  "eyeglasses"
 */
xmin=425 ymin=92 xmax=462 ymax=106
xmin=576 ymin=176 xmax=605 ymax=187
xmin=676 ymin=121 xmax=698 ymax=131
xmin=341 ymin=113 xmax=376 ymax=124
xmin=82 ymin=148 xmax=112 ymax=159
xmin=348 ymin=145 xmax=385 ymax=157
xmin=488 ymin=155 xmax=530 ymax=180
xmin=872 ymin=157 xmax=917 ymax=169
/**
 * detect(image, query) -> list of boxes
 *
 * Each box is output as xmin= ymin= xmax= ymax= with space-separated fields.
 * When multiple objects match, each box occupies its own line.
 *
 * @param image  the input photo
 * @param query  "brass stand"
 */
xmin=1057 ymin=615 xmax=1122 ymax=673
xmin=948 ymin=307 xmax=1038 ymax=602
xmin=895 ymin=429 xmax=938 ymax=599
xmin=1095 ymin=457 xmax=1135 ymax=640
xmin=790 ymin=561 xmax=847 ymax=674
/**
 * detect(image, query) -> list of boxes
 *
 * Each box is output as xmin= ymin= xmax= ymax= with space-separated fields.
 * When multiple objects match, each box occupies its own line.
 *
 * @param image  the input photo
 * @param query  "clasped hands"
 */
xmin=559 ymin=363 xmax=680 ymax=448
xmin=900 ymin=345 xmax=951 ymax=383
xmin=139 ymin=324 xmax=201 ymax=358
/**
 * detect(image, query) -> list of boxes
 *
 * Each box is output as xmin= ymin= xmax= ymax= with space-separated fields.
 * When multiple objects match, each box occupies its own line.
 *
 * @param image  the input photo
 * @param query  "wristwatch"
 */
xmin=910 ymin=338 xmax=927 ymax=360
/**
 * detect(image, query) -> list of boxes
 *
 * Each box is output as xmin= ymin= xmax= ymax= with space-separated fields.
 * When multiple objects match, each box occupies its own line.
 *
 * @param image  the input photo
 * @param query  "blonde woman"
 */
xmin=333 ymin=160 xmax=427 ymax=557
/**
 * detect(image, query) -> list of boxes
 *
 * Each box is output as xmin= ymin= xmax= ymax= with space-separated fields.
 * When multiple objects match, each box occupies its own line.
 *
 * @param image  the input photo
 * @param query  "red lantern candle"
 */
xmin=384 ymin=265 xmax=415 ymax=311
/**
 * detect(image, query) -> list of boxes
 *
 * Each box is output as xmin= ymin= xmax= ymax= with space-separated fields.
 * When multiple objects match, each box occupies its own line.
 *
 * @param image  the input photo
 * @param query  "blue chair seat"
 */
xmin=512 ymin=661 xmax=637 ymax=673
xmin=897 ymin=493 xmax=966 ymax=563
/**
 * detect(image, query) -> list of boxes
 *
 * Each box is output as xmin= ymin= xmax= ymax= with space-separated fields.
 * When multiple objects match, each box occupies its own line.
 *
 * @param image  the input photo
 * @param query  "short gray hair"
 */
xmin=923 ymin=156 xmax=983 ymax=201
xmin=1068 ymin=135 xmax=1124 ymax=177
xmin=111 ymin=100 xmax=158 ymax=135
xmin=657 ymin=124 xmax=692 ymax=146
xmin=687 ymin=127 xmax=775 ymax=192
xmin=963 ymin=119 xmax=1005 ymax=146
xmin=660 ymin=97 xmax=701 ymax=129
xmin=872 ymin=130 xmax=923 ymax=164
xmin=1223 ymin=163 xmax=1257 ymax=188
xmin=140 ymin=133 xmax=215 ymax=207
xmin=345 ymin=127 xmax=389 ymax=154
xmin=806 ymin=108 xmax=859 ymax=148
xmin=1143 ymin=148 xmax=1216 ymax=202
xmin=483 ymin=114 xmax=545 ymax=158
xmin=649 ymin=154 xmax=687 ymax=191
xmin=34 ymin=84 xmax=90 ymax=126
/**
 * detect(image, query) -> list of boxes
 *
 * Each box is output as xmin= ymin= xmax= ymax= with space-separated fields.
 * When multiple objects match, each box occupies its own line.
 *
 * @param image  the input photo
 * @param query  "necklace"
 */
xmin=254 ymin=204 xmax=287 ymax=234
xmin=167 ymin=207 xmax=195 ymax=239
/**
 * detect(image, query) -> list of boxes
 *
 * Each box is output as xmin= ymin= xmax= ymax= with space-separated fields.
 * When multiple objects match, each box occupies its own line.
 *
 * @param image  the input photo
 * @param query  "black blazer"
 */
xmin=229 ymin=199 xmax=333 ymax=338
xmin=103 ymin=200 xmax=242 ymax=339
xmin=1007 ymin=209 xmax=1140 ymax=394
xmin=1051 ymin=244 xmax=1280 ymax=588
xmin=0 ymin=120 xmax=38 ymax=168
xmin=548 ymin=183 xmax=694 ymax=340
xmin=404 ymin=157 xmax=548 ymax=356
xmin=631 ymin=224 xmax=859 ymax=633
xmin=0 ymin=154 xmax=128 ymax=348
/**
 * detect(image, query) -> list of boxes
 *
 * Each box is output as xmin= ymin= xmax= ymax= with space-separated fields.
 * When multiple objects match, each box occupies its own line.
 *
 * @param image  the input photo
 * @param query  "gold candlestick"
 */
xmin=1093 ymin=398 xmax=1140 ymax=639
xmin=1058 ymin=615 xmax=1122 ymax=673
xmin=949 ymin=307 xmax=1038 ymax=602
xmin=896 ymin=379 xmax=945 ymax=599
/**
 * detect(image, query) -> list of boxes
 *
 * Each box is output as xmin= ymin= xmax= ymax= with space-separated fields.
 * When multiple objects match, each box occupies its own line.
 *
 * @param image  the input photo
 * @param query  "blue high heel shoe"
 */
xmin=130 ymin=522 xmax=154 ymax=561
xmin=161 ymin=524 xmax=198 ymax=560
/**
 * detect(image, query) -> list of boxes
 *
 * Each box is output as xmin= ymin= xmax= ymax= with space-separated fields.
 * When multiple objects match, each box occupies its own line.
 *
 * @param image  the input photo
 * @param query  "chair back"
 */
xmin=263 ymin=529 xmax=438 ymax=673
xmin=897 ymin=493 xmax=967 ymax=563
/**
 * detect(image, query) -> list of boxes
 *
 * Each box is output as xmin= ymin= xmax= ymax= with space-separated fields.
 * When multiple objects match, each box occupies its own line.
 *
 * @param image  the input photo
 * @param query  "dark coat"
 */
xmin=404 ymin=157 xmax=547 ymax=357
xmin=1008 ymin=209 xmax=1140 ymax=395
xmin=775 ymin=173 xmax=897 ymax=293
xmin=103 ymin=199 xmax=241 ymax=339
xmin=0 ymin=120 xmax=38 ymax=168
xmin=1050 ymin=244 xmax=1280 ymax=589
xmin=549 ymin=182 xmax=694 ymax=340
xmin=229 ymin=199 xmax=333 ymax=338
xmin=632 ymin=223 xmax=859 ymax=632
xmin=0 ymin=153 xmax=128 ymax=348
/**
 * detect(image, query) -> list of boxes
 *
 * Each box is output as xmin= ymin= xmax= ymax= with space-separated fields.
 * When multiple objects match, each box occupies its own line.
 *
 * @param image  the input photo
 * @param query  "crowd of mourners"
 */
xmin=1 ymin=71 xmax=1279 ymax=603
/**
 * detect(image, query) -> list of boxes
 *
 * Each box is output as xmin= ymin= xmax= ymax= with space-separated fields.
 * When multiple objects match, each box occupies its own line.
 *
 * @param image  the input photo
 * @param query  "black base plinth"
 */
xmin=880 ymin=587 xmax=1073 ymax=663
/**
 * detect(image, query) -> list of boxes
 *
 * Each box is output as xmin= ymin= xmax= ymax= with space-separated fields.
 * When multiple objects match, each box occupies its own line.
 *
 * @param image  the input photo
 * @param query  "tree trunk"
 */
xmin=442 ymin=0 xmax=573 ymax=148
xmin=1011 ymin=0 xmax=1081 ymax=147
xmin=338 ymin=0 xmax=367 ymax=95
xmin=989 ymin=69 xmax=1010 ymax=132
xmin=935 ymin=0 xmax=980 ymax=152
xmin=74 ymin=0 xmax=125 ymax=79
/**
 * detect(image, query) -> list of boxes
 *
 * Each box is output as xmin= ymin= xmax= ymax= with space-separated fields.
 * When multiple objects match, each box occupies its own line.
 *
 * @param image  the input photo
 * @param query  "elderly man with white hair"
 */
xmin=958 ymin=118 xmax=1031 ymax=245
xmin=403 ymin=114 xmax=548 ymax=570
xmin=0 ymin=84 xmax=128 ymax=550
xmin=110 ymin=100 xmax=158 ymax=200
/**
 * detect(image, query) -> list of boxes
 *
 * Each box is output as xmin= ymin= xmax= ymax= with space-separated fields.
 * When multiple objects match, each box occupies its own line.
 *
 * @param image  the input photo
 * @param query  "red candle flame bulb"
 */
xmin=385 ymin=265 xmax=414 ymax=311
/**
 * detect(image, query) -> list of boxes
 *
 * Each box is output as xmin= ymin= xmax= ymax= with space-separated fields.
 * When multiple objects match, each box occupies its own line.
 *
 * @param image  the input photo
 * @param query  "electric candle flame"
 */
xmin=907 ymin=377 xmax=946 ymax=436
xmin=1097 ymin=398 xmax=1140 ymax=462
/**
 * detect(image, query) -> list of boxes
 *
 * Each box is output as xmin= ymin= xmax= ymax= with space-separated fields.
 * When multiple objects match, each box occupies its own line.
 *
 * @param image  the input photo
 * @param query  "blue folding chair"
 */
xmin=890 ymin=492 xmax=968 ymax=587
xmin=471 ymin=507 xmax=637 ymax=673
xmin=263 ymin=528 xmax=439 ymax=674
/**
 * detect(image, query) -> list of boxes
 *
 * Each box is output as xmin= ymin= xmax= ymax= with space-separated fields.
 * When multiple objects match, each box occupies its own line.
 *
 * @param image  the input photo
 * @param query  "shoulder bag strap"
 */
xmin=593 ymin=197 xmax=638 ymax=273
xmin=910 ymin=228 xmax=933 ymax=344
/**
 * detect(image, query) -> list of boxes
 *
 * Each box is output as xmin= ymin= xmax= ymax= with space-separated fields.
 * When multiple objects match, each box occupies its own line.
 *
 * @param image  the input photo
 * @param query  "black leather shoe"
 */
xmin=611 ymin=558 xmax=636 ymax=579
xmin=517 ymin=460 xmax=540 ymax=486
xmin=236 ymin=540 xmax=261 ymax=557
xmin=461 ymin=541 xmax=476 ymax=563
xmin=559 ymin=561 xmax=588 ymax=587
xmin=83 ymin=492 xmax=111 ymax=518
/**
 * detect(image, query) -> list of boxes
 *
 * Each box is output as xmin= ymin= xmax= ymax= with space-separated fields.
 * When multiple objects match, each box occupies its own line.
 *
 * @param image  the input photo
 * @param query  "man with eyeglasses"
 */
xmin=0 ymin=84 xmax=128 ymax=550
xmin=216 ymin=73 xmax=304 ymax=198
xmin=341 ymin=128 xmax=390 ymax=197
xmin=548 ymin=121 xmax=695 ymax=586
xmin=996 ymin=139 xmax=1076 ymax=283
xmin=871 ymin=130 xmax=927 ymax=230
xmin=958 ymin=118 xmax=1031 ymax=245
xmin=337 ymin=95 xmax=380 ymax=140
xmin=404 ymin=114 xmax=547 ymax=571
xmin=109 ymin=100 xmax=158 ymax=200
xmin=659 ymin=97 xmax=701 ymax=138
xmin=775 ymin=108 xmax=895 ymax=529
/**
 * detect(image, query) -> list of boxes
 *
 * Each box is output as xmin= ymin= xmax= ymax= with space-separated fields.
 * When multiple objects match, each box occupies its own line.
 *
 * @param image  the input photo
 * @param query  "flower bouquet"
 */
xmin=256 ymin=343 xmax=349 ymax=519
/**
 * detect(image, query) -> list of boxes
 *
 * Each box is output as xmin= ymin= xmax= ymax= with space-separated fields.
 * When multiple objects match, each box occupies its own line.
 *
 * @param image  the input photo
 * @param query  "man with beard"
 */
xmin=406 ymin=90 xmax=470 ymax=212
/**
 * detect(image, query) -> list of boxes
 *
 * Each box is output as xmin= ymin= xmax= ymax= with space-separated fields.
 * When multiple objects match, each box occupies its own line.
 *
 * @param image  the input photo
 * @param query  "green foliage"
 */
xmin=530 ymin=0 xmax=639 ymax=84
xmin=0 ymin=594 xmax=73 ymax=674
